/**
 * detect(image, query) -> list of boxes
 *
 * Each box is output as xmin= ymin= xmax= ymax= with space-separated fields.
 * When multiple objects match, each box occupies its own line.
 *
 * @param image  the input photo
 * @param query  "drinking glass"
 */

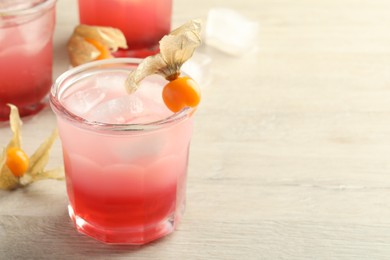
xmin=77 ymin=0 xmax=172 ymax=58
xmin=0 ymin=0 xmax=57 ymax=120
xmin=50 ymin=58 xmax=195 ymax=245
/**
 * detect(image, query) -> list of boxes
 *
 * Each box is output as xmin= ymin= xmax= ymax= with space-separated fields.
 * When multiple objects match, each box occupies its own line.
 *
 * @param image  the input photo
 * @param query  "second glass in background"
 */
xmin=77 ymin=0 xmax=172 ymax=58
xmin=0 ymin=0 xmax=57 ymax=120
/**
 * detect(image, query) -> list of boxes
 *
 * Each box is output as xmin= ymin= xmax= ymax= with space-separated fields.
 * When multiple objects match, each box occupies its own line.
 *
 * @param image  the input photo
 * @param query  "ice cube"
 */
xmin=18 ymin=11 xmax=54 ymax=55
xmin=0 ymin=32 xmax=40 ymax=58
xmin=95 ymin=73 xmax=126 ymax=90
xmin=0 ymin=1 xmax=54 ymax=56
xmin=87 ymin=95 xmax=145 ymax=124
xmin=87 ymin=91 xmax=172 ymax=124
xmin=63 ymin=87 xmax=106 ymax=116
xmin=0 ymin=26 xmax=23 ymax=52
xmin=205 ymin=8 xmax=259 ymax=56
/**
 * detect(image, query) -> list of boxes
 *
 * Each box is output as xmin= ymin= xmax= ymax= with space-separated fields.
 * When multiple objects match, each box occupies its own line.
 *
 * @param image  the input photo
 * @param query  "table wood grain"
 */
xmin=2 ymin=0 xmax=390 ymax=259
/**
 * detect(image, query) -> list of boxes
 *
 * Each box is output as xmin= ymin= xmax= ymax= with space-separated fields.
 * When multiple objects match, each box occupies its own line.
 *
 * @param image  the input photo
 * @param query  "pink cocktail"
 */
xmin=78 ymin=0 xmax=172 ymax=58
xmin=50 ymin=59 xmax=196 ymax=244
xmin=0 ymin=0 xmax=57 ymax=120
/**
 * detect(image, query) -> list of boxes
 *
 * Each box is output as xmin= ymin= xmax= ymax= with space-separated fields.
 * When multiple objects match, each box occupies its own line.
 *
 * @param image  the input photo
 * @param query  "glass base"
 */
xmin=68 ymin=205 xmax=179 ymax=245
xmin=112 ymin=46 xmax=160 ymax=59
xmin=0 ymin=101 xmax=46 ymax=121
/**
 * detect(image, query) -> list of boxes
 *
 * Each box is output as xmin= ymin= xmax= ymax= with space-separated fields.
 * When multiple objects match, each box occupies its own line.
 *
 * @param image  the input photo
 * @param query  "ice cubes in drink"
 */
xmin=1 ymin=1 xmax=54 ymax=54
xmin=61 ymin=71 xmax=172 ymax=125
xmin=87 ymin=93 xmax=171 ymax=124
xmin=87 ymin=95 xmax=144 ymax=124
xmin=63 ymin=86 xmax=107 ymax=116
xmin=76 ymin=74 xmax=172 ymax=124
xmin=62 ymin=73 xmax=128 ymax=117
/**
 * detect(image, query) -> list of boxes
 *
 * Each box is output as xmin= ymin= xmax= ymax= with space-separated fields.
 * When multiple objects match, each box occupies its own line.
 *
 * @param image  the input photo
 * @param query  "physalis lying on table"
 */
xmin=67 ymin=24 xmax=127 ymax=67
xmin=0 ymin=105 xmax=63 ymax=190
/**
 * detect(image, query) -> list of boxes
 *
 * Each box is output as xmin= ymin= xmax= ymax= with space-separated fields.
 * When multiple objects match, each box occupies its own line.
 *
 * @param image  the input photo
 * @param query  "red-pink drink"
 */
xmin=50 ymin=59 xmax=196 ymax=244
xmin=0 ymin=0 xmax=56 ymax=120
xmin=78 ymin=0 xmax=172 ymax=58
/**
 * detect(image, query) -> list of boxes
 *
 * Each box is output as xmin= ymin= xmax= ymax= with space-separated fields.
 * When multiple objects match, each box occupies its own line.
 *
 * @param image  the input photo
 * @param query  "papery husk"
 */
xmin=125 ymin=19 xmax=202 ymax=93
xmin=0 ymin=105 xmax=23 ymax=190
xmin=74 ymin=25 xmax=127 ymax=51
xmin=7 ymin=104 xmax=22 ymax=149
xmin=67 ymin=24 xmax=128 ymax=67
xmin=67 ymin=35 xmax=102 ymax=67
xmin=20 ymin=128 xmax=64 ymax=186
xmin=27 ymin=128 xmax=58 ymax=176
xmin=20 ymin=168 xmax=64 ymax=186
xmin=0 ymin=105 xmax=64 ymax=190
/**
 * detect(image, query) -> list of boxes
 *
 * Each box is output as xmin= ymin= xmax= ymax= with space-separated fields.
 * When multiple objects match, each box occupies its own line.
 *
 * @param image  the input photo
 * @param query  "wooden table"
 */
xmin=2 ymin=0 xmax=390 ymax=258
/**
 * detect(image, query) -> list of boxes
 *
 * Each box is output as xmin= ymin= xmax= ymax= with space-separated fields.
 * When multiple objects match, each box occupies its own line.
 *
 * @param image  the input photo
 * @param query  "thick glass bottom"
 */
xmin=112 ymin=46 xmax=160 ymax=59
xmin=68 ymin=205 xmax=179 ymax=245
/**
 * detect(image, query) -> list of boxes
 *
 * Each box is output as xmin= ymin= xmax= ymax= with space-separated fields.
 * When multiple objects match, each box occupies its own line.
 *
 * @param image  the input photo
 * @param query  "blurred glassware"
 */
xmin=0 ymin=0 xmax=57 ymax=121
xmin=77 ymin=0 xmax=172 ymax=58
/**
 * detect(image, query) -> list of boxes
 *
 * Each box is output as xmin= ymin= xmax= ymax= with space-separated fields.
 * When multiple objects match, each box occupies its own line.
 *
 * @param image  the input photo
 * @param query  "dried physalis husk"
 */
xmin=0 ymin=105 xmax=64 ymax=190
xmin=19 ymin=128 xmax=63 ymax=187
xmin=67 ymin=24 xmax=127 ymax=67
xmin=125 ymin=19 xmax=202 ymax=94
xmin=0 ymin=105 xmax=24 ymax=190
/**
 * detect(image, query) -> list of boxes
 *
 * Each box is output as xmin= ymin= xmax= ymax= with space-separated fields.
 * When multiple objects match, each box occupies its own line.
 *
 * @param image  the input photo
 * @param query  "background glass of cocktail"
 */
xmin=0 ymin=0 xmax=57 ymax=121
xmin=50 ymin=58 xmax=196 ymax=245
xmin=77 ymin=0 xmax=172 ymax=58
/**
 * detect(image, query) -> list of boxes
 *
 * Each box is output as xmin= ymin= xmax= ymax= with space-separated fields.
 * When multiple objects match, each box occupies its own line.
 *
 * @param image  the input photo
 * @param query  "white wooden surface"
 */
xmin=2 ymin=0 xmax=390 ymax=259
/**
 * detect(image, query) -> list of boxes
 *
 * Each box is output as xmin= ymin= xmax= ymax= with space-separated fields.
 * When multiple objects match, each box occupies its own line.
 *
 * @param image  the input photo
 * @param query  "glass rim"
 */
xmin=0 ymin=0 xmax=57 ymax=17
xmin=50 ymin=58 xmax=195 ymax=133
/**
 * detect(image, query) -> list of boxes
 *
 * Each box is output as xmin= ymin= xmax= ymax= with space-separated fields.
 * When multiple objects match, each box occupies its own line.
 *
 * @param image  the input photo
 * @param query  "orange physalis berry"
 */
xmin=6 ymin=147 xmax=30 ymax=177
xmin=84 ymin=37 xmax=112 ymax=60
xmin=162 ymin=76 xmax=201 ymax=112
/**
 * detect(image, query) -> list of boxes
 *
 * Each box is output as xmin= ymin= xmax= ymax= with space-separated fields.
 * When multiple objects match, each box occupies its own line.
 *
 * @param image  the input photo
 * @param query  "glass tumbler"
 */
xmin=77 ymin=0 xmax=172 ymax=58
xmin=0 ymin=0 xmax=57 ymax=120
xmin=50 ymin=58 xmax=196 ymax=245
